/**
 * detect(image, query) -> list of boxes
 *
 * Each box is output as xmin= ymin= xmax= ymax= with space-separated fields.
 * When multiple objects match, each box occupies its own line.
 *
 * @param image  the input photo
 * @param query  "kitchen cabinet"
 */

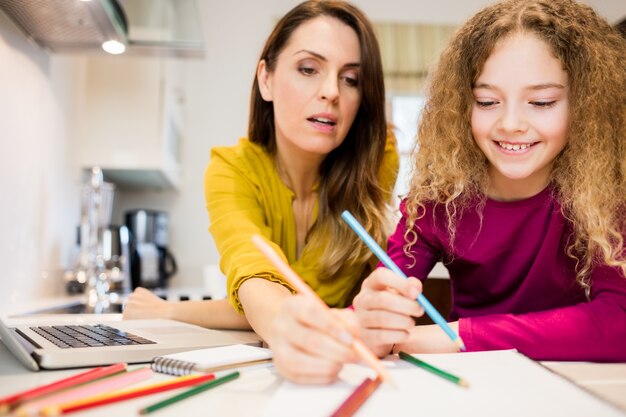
xmin=75 ymin=56 xmax=184 ymax=190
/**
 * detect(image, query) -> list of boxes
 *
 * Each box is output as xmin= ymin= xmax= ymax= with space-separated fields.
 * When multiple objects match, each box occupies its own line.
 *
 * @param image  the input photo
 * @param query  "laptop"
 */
xmin=0 ymin=314 xmax=263 ymax=371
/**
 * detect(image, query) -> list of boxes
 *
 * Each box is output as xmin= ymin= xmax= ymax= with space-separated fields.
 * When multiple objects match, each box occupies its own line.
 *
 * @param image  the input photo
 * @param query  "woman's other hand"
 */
xmin=123 ymin=287 xmax=172 ymax=320
xmin=269 ymin=294 xmax=359 ymax=384
xmin=353 ymin=267 xmax=424 ymax=356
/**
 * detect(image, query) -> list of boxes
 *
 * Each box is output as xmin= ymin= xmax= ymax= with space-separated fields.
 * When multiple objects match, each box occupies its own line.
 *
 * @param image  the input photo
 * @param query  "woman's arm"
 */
xmin=123 ymin=288 xmax=252 ymax=329
xmin=238 ymin=277 xmax=358 ymax=384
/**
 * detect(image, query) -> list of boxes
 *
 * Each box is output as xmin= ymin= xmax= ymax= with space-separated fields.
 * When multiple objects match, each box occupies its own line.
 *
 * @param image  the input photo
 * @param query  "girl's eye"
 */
xmin=476 ymin=100 xmax=498 ymax=108
xmin=530 ymin=101 xmax=556 ymax=108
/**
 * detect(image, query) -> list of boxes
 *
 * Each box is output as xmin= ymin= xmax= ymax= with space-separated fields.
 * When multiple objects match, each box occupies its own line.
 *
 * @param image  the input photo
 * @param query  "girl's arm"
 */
xmin=457 ymin=265 xmax=626 ymax=362
xmin=393 ymin=322 xmax=460 ymax=354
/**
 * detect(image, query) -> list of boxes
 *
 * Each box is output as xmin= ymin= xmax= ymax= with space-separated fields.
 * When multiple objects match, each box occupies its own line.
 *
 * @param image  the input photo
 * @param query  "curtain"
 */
xmin=374 ymin=22 xmax=458 ymax=94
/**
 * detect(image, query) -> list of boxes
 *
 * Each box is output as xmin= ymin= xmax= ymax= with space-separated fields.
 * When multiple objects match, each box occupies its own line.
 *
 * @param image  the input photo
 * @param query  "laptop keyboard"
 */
xmin=29 ymin=325 xmax=156 ymax=349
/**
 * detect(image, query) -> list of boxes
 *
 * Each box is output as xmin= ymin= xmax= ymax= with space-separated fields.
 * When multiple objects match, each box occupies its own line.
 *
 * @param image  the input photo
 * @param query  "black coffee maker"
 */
xmin=125 ymin=209 xmax=177 ymax=289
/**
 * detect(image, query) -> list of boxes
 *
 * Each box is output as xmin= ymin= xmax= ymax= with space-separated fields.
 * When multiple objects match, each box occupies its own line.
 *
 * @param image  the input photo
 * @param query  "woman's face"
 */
xmin=471 ymin=32 xmax=569 ymax=200
xmin=257 ymin=16 xmax=362 ymax=163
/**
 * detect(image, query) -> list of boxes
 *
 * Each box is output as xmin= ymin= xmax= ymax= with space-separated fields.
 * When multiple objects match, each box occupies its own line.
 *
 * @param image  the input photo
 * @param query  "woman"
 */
xmin=125 ymin=0 xmax=399 ymax=383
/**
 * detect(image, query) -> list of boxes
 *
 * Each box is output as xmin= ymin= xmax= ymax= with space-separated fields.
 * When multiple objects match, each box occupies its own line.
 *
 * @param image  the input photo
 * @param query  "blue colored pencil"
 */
xmin=341 ymin=210 xmax=465 ymax=351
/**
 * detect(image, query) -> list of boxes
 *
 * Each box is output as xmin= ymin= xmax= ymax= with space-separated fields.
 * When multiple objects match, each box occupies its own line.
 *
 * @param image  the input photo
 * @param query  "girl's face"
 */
xmin=257 ymin=16 xmax=362 ymax=164
xmin=471 ymin=32 xmax=569 ymax=200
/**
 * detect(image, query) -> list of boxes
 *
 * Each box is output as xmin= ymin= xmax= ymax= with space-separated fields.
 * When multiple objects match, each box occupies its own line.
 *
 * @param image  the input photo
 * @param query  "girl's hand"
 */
xmin=268 ymin=294 xmax=359 ymax=384
xmin=123 ymin=287 xmax=173 ymax=319
xmin=352 ymin=267 xmax=424 ymax=357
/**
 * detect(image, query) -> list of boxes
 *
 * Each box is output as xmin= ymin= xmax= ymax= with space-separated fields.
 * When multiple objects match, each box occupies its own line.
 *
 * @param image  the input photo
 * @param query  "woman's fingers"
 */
xmin=281 ymin=297 xmax=357 ymax=361
xmin=123 ymin=287 xmax=168 ymax=319
xmin=269 ymin=296 xmax=359 ymax=383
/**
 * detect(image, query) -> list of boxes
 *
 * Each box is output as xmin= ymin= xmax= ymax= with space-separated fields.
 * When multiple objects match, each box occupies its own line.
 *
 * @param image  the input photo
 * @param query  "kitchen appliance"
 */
xmin=0 ymin=0 xmax=205 ymax=57
xmin=65 ymin=224 xmax=131 ymax=298
xmin=64 ymin=167 xmax=131 ymax=313
xmin=125 ymin=209 xmax=177 ymax=289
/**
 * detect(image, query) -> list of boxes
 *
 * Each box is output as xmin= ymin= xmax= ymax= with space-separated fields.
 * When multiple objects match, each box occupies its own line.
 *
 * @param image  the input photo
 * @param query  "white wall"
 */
xmin=0 ymin=12 xmax=86 ymax=310
xmin=0 ymin=1 xmax=623 ymax=307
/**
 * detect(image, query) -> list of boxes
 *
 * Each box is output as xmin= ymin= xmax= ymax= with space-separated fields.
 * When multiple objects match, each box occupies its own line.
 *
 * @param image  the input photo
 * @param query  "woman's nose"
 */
xmin=318 ymin=74 xmax=339 ymax=102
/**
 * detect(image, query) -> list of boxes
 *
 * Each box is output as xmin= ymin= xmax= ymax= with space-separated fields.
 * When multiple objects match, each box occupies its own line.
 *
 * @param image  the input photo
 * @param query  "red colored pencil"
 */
xmin=41 ymin=373 xmax=216 ymax=416
xmin=330 ymin=376 xmax=382 ymax=417
xmin=0 ymin=363 xmax=126 ymax=413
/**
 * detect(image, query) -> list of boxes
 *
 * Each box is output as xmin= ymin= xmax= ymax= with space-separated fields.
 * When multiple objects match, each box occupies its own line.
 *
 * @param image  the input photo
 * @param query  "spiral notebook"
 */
xmin=151 ymin=344 xmax=273 ymax=376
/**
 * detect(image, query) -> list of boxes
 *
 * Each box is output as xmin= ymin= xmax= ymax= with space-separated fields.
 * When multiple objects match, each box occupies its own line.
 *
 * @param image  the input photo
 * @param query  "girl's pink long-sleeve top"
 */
xmin=386 ymin=186 xmax=626 ymax=361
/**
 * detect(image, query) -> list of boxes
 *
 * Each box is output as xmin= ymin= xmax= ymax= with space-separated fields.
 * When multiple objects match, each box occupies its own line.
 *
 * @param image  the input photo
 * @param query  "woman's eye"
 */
xmin=299 ymin=67 xmax=317 ymax=76
xmin=342 ymin=75 xmax=359 ymax=87
xmin=530 ymin=101 xmax=556 ymax=108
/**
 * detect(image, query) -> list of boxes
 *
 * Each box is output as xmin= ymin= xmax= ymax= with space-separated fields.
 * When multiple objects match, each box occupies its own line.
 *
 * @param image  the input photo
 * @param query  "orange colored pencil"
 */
xmin=41 ymin=373 xmax=215 ymax=416
xmin=330 ymin=376 xmax=382 ymax=417
xmin=251 ymin=234 xmax=394 ymax=385
xmin=0 ymin=363 xmax=126 ymax=413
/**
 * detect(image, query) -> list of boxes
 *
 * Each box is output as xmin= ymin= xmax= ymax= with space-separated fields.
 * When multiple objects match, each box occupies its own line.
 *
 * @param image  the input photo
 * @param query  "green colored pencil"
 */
xmin=138 ymin=371 xmax=240 ymax=414
xmin=399 ymin=351 xmax=469 ymax=388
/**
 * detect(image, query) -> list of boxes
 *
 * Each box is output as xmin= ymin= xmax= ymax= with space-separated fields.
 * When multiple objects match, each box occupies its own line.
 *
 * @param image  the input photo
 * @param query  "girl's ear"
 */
xmin=257 ymin=60 xmax=273 ymax=102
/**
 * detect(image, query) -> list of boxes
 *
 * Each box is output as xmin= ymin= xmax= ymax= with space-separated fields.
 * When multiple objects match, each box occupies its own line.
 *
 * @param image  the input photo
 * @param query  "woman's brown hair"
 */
xmin=248 ymin=1 xmax=392 ymax=279
xmin=405 ymin=0 xmax=626 ymax=292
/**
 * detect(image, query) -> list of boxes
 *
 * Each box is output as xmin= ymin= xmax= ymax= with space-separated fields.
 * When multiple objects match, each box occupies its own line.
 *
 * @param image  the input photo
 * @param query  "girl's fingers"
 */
xmin=354 ymin=284 xmax=424 ymax=319
xmin=360 ymin=327 xmax=410 ymax=347
xmin=362 ymin=268 xmax=423 ymax=300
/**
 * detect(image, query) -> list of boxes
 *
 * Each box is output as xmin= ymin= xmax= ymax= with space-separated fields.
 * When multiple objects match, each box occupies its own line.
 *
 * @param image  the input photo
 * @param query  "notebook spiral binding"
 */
xmin=151 ymin=357 xmax=196 ymax=376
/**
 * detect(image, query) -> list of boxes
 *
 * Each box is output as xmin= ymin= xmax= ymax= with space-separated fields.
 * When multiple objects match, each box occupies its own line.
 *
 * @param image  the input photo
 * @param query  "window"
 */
xmin=389 ymin=94 xmax=426 ymax=207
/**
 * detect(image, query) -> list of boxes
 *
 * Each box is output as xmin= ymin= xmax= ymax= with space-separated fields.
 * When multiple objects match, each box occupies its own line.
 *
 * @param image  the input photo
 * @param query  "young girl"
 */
xmin=352 ymin=0 xmax=626 ymax=361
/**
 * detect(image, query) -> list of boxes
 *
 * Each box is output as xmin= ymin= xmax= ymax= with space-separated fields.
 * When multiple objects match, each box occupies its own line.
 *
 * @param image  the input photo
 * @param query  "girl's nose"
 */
xmin=498 ymin=104 xmax=528 ymax=132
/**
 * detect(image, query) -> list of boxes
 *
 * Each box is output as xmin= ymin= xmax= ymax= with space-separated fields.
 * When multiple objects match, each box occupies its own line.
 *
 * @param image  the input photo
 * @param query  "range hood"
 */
xmin=0 ymin=0 xmax=204 ymax=58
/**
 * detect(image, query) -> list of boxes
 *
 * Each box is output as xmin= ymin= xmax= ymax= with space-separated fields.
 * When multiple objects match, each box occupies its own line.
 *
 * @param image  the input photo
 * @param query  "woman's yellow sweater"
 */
xmin=204 ymin=137 xmax=399 ymax=313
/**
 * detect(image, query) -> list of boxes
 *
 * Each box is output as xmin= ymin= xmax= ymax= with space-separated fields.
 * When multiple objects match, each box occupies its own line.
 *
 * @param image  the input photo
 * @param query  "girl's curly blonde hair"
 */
xmin=404 ymin=0 xmax=626 ymax=293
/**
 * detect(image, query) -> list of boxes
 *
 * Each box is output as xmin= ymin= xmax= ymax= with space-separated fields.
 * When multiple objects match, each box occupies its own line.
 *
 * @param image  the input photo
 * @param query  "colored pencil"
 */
xmin=0 ymin=363 xmax=126 ymax=413
xmin=341 ymin=210 xmax=466 ymax=351
xmin=40 ymin=373 xmax=215 ymax=416
xmin=330 ymin=376 xmax=382 ymax=417
xmin=399 ymin=351 xmax=469 ymax=387
xmin=15 ymin=367 xmax=153 ymax=417
xmin=138 ymin=371 xmax=240 ymax=415
xmin=251 ymin=235 xmax=394 ymax=385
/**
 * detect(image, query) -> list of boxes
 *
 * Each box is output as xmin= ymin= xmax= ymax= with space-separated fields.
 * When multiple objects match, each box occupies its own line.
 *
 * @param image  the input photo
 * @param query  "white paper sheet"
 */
xmin=261 ymin=350 xmax=623 ymax=417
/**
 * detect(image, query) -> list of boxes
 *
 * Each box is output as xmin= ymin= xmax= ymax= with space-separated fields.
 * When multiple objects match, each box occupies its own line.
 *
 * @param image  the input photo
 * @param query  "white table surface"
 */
xmin=1 ymin=295 xmax=624 ymax=416
xmin=2 ymin=341 xmax=626 ymax=416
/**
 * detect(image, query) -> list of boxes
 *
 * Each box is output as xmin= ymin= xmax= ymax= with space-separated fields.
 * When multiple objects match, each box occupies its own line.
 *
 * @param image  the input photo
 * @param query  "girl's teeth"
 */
xmin=498 ymin=141 xmax=531 ymax=151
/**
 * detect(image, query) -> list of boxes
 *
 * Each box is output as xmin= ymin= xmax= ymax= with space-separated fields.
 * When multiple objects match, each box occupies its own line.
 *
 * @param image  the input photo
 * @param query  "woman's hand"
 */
xmin=123 ymin=287 xmax=172 ymax=320
xmin=268 ymin=294 xmax=360 ymax=384
xmin=352 ymin=267 xmax=424 ymax=357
